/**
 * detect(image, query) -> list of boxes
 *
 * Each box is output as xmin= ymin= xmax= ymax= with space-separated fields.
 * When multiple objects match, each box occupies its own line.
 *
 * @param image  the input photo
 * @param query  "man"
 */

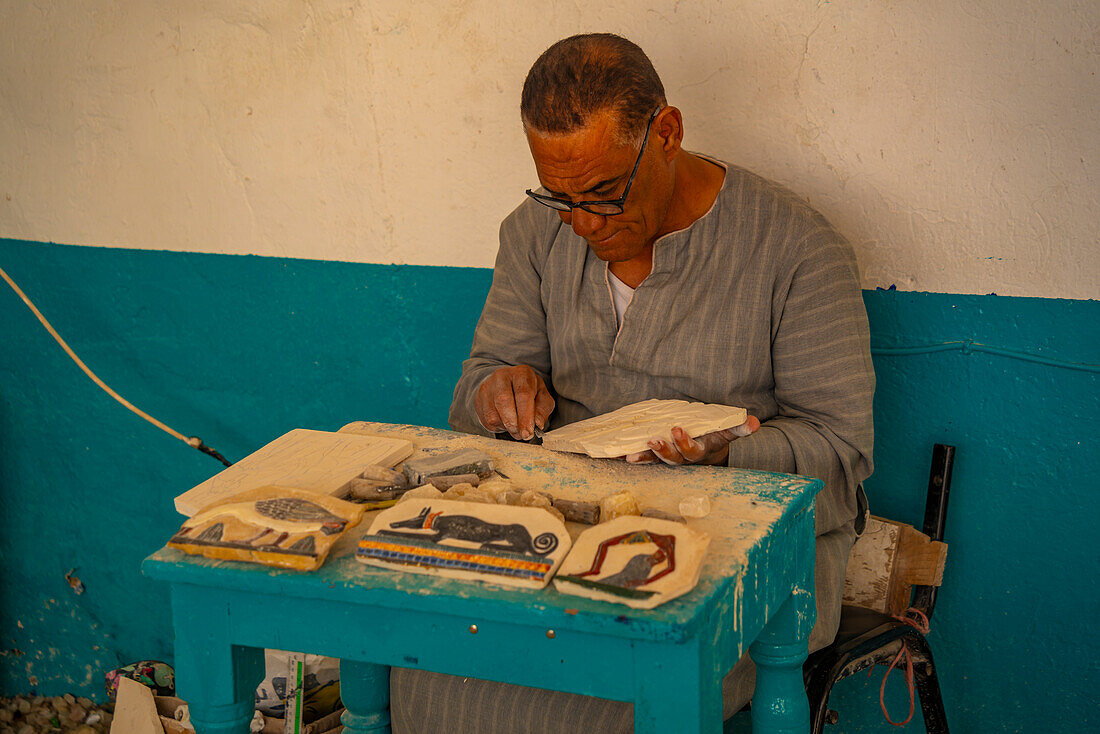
xmin=391 ymin=33 xmax=873 ymax=732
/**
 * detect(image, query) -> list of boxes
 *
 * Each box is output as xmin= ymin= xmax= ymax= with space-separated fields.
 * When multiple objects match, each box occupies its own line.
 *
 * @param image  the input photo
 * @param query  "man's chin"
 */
xmin=586 ymin=235 xmax=629 ymax=261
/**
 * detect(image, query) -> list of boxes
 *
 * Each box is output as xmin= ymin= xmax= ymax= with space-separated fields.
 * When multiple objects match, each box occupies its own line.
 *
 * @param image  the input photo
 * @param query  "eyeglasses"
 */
xmin=525 ymin=107 xmax=662 ymax=216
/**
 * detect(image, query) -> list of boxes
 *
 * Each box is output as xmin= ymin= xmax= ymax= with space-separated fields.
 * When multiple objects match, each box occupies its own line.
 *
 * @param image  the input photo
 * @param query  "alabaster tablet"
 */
xmin=540 ymin=399 xmax=748 ymax=458
xmin=357 ymin=498 xmax=571 ymax=589
xmin=553 ymin=516 xmax=710 ymax=609
xmin=174 ymin=428 xmax=414 ymax=516
xmin=168 ymin=485 xmax=366 ymax=571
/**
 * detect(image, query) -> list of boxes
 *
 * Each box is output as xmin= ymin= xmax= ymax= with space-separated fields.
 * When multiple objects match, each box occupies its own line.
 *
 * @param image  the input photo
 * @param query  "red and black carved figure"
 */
xmin=573 ymin=530 xmax=677 ymax=588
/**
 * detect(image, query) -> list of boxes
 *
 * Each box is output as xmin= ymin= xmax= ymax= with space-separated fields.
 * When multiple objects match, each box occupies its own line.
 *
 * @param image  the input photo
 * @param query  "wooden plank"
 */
xmin=842 ymin=516 xmax=900 ymax=613
xmin=843 ymin=515 xmax=949 ymax=616
xmin=887 ymin=524 xmax=948 ymax=616
xmin=174 ymin=429 xmax=414 ymax=516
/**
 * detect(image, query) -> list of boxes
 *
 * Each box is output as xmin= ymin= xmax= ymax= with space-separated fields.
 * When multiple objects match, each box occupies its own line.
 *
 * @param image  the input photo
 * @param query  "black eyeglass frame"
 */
xmin=525 ymin=107 xmax=662 ymax=216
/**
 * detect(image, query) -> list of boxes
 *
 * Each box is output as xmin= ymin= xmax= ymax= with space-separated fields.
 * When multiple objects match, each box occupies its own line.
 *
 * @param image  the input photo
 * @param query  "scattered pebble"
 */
xmin=678 ymin=493 xmax=712 ymax=519
xmin=441 ymin=483 xmax=495 ymax=504
xmin=600 ymin=490 xmax=641 ymax=522
xmin=0 ymin=694 xmax=113 ymax=733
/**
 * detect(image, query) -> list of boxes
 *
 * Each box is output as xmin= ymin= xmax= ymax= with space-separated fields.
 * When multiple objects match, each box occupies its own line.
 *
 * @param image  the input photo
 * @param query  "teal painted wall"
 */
xmin=1 ymin=238 xmax=1097 ymax=731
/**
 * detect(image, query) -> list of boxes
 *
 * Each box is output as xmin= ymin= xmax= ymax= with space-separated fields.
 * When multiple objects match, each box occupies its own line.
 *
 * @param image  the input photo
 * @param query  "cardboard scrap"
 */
xmin=111 ymin=677 xmax=164 ymax=734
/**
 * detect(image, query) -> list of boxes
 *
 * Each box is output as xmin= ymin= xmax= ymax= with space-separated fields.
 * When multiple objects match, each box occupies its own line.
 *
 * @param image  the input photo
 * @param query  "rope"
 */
xmin=1 ymin=265 xmax=232 ymax=467
xmin=872 ymin=607 xmax=931 ymax=727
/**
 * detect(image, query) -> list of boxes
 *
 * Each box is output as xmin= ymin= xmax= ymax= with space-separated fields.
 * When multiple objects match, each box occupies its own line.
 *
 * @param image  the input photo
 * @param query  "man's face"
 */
xmin=526 ymin=110 xmax=673 ymax=264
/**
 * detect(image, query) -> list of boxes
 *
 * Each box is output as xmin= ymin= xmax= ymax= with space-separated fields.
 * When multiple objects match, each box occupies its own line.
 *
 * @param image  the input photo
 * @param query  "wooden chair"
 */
xmin=803 ymin=443 xmax=955 ymax=733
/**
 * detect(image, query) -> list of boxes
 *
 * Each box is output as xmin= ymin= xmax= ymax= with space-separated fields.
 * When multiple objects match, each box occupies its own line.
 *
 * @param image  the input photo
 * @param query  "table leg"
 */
xmin=631 ymin=638 xmax=722 ymax=733
xmin=749 ymin=588 xmax=814 ymax=734
xmin=339 ymin=660 xmax=391 ymax=734
xmin=169 ymin=587 xmax=265 ymax=734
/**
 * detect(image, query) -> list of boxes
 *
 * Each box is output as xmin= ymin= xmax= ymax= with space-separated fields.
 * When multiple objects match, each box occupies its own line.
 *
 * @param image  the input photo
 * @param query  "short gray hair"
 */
xmin=521 ymin=33 xmax=666 ymax=145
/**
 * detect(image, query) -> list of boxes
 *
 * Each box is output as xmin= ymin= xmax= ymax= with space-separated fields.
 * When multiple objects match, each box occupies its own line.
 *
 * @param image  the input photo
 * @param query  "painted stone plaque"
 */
xmin=540 ymin=399 xmax=748 ymax=458
xmin=553 ymin=516 xmax=711 ymax=609
xmin=357 ymin=498 xmax=571 ymax=589
xmin=168 ymin=485 xmax=366 ymax=571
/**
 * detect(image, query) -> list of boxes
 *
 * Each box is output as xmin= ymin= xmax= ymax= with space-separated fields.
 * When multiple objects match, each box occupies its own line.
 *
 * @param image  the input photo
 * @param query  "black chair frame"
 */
xmin=802 ymin=443 xmax=955 ymax=734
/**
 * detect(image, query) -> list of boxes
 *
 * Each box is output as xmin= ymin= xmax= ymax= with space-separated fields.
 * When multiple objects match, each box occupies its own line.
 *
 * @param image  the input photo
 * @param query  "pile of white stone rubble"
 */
xmin=0 ymin=694 xmax=113 ymax=733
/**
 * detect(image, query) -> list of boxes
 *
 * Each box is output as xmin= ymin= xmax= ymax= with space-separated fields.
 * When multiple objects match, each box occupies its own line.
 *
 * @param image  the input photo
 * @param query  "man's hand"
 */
xmin=474 ymin=365 xmax=556 ymax=440
xmin=623 ymin=417 xmax=761 ymax=466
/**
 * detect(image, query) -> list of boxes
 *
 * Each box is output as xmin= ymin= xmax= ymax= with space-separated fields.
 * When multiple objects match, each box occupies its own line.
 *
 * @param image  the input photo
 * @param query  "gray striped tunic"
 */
xmin=396 ymin=161 xmax=875 ymax=732
xmin=449 ymin=160 xmax=874 ymax=537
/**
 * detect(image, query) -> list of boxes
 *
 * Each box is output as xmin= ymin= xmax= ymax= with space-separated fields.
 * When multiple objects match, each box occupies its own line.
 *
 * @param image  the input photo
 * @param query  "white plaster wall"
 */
xmin=1 ymin=1 xmax=1096 ymax=298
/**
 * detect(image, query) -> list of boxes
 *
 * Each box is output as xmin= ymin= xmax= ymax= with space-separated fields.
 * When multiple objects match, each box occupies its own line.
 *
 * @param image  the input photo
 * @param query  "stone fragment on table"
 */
xmin=519 ymin=489 xmax=566 ymax=524
xmin=359 ymin=464 xmax=406 ymax=485
xmin=428 ymin=473 xmax=481 ymax=490
xmin=497 ymin=489 xmax=524 ymax=505
xmin=599 ymin=490 xmax=640 ymax=523
xmin=402 ymin=447 xmax=495 ymax=486
xmin=397 ymin=485 xmax=444 ymax=503
xmin=442 ymin=483 xmax=496 ymax=503
xmin=678 ymin=494 xmax=712 ymax=518
xmin=477 ymin=476 xmax=515 ymax=500
xmin=344 ymin=478 xmax=406 ymax=501
xmin=553 ymin=498 xmax=601 ymax=525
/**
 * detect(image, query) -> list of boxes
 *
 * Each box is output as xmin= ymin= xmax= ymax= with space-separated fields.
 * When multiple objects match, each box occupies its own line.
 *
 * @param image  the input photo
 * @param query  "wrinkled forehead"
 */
xmin=525 ymin=110 xmax=638 ymax=193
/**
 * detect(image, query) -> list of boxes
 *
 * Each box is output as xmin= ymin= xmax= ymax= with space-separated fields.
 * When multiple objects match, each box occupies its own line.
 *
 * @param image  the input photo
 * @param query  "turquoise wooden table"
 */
xmin=144 ymin=422 xmax=821 ymax=734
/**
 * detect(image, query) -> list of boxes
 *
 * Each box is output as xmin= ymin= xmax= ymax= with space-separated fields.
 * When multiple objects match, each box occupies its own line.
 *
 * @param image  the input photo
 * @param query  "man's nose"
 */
xmin=568 ymin=208 xmax=605 ymax=237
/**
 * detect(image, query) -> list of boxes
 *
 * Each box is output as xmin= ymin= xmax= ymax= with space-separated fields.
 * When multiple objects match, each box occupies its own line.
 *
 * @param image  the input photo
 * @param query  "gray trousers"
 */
xmin=389 ymin=522 xmax=856 ymax=734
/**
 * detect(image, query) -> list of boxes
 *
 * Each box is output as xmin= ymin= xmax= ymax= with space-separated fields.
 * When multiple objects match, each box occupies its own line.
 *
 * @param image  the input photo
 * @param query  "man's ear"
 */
xmin=655 ymin=106 xmax=684 ymax=162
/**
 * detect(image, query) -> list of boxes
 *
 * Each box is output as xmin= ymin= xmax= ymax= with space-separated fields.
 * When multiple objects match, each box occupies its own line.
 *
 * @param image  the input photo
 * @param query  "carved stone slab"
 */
xmin=553 ymin=516 xmax=710 ymax=609
xmin=168 ymin=485 xmax=366 ymax=571
xmin=540 ymin=399 xmax=748 ymax=458
xmin=357 ymin=498 xmax=572 ymax=589
xmin=174 ymin=428 xmax=414 ymax=516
